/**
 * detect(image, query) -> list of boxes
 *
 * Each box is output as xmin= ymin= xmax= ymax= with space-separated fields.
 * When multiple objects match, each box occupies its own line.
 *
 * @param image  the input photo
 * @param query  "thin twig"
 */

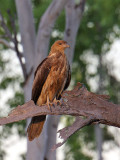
xmin=0 ymin=11 xmax=27 ymax=80
xmin=0 ymin=11 xmax=14 ymax=42
xmin=0 ymin=38 xmax=15 ymax=50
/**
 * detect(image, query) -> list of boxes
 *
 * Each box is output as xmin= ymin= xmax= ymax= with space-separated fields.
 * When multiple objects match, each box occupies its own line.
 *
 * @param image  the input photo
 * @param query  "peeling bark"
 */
xmin=1 ymin=83 xmax=120 ymax=150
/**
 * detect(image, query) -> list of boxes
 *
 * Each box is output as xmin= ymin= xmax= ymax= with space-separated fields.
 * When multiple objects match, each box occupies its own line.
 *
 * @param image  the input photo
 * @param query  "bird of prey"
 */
xmin=27 ymin=40 xmax=71 ymax=141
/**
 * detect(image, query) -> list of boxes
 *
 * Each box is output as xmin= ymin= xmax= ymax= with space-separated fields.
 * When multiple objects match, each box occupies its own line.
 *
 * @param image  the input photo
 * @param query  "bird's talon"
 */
xmin=57 ymin=101 xmax=60 ymax=105
xmin=47 ymin=102 xmax=53 ymax=112
xmin=53 ymin=98 xmax=62 ymax=106
xmin=50 ymin=106 xmax=52 ymax=112
xmin=52 ymin=103 xmax=55 ymax=108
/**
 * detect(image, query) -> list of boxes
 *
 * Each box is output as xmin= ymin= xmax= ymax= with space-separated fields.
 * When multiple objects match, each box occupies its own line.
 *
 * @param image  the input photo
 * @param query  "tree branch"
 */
xmin=15 ymin=0 xmax=36 ymax=75
xmin=52 ymin=116 xmax=98 ymax=150
xmin=35 ymin=0 xmax=69 ymax=67
xmin=64 ymin=0 xmax=86 ymax=64
xmin=0 ymin=38 xmax=15 ymax=50
xmin=0 ymin=82 xmax=120 ymax=149
xmin=34 ymin=1 xmax=69 ymax=158
xmin=0 ymin=10 xmax=29 ymax=80
xmin=0 ymin=11 xmax=14 ymax=42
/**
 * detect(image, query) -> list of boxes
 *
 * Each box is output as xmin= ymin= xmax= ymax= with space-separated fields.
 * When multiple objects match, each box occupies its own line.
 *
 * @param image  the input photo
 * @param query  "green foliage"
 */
xmin=7 ymin=91 xmax=24 ymax=108
xmin=0 ymin=0 xmax=16 ymax=14
xmin=0 ymin=0 xmax=16 ymax=36
xmin=0 ymin=54 xmax=8 ymax=72
xmin=6 ymin=91 xmax=26 ymax=136
xmin=65 ymin=132 xmax=93 ymax=160
xmin=0 ymin=0 xmax=120 ymax=159
xmin=0 ymin=76 xmax=19 ymax=89
xmin=63 ymin=116 xmax=93 ymax=160
xmin=75 ymin=0 xmax=120 ymax=57
xmin=33 ymin=0 xmax=52 ymax=31
xmin=0 ymin=149 xmax=5 ymax=160
xmin=0 ymin=55 xmax=25 ymax=159
xmin=63 ymin=0 xmax=120 ymax=159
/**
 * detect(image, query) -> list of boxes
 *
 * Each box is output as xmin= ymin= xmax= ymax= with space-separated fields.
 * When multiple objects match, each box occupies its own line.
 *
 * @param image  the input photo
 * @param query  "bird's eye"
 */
xmin=59 ymin=43 xmax=62 ymax=45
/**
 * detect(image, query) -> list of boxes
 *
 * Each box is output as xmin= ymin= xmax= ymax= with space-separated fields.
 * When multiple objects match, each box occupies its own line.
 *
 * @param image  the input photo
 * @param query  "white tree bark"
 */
xmin=95 ymin=54 xmax=104 ymax=160
xmin=15 ymin=0 xmax=35 ymax=73
xmin=95 ymin=124 xmax=103 ymax=160
xmin=33 ymin=0 xmax=69 ymax=159
xmin=15 ymin=0 xmax=86 ymax=159
xmin=44 ymin=0 xmax=86 ymax=159
xmin=15 ymin=0 xmax=36 ymax=104
xmin=64 ymin=0 xmax=86 ymax=65
xmin=44 ymin=116 xmax=61 ymax=160
xmin=16 ymin=0 xmax=69 ymax=160
xmin=15 ymin=0 xmax=37 ymax=160
xmin=35 ymin=0 xmax=69 ymax=67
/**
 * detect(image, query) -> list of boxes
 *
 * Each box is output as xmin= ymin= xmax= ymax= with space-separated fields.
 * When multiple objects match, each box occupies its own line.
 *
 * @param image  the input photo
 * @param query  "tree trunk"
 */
xmin=33 ymin=0 xmax=69 ymax=160
xmin=35 ymin=0 xmax=69 ymax=67
xmin=15 ymin=0 xmax=35 ymax=73
xmin=95 ymin=124 xmax=103 ymax=160
xmin=15 ymin=0 xmax=36 ymax=103
xmin=16 ymin=0 xmax=69 ymax=159
xmin=44 ymin=0 xmax=86 ymax=159
xmin=64 ymin=0 xmax=86 ymax=65
xmin=44 ymin=116 xmax=61 ymax=160
xmin=95 ymin=54 xmax=104 ymax=160
xmin=15 ymin=0 xmax=86 ymax=159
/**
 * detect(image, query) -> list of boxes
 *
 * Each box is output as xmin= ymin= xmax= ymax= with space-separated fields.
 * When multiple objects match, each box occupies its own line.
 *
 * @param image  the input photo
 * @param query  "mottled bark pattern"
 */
xmin=1 ymin=83 xmax=120 ymax=149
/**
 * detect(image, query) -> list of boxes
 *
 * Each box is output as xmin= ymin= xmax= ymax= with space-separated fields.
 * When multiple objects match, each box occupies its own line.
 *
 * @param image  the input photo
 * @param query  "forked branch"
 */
xmin=0 ymin=11 xmax=27 ymax=80
xmin=0 ymin=82 xmax=120 ymax=149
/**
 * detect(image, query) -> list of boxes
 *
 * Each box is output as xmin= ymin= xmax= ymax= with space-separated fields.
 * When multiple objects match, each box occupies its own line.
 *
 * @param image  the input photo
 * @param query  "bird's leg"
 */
xmin=47 ymin=96 xmax=53 ymax=112
xmin=53 ymin=97 xmax=62 ymax=106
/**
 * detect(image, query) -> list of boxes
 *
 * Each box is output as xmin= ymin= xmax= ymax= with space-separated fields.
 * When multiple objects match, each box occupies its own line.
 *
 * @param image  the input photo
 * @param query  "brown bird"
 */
xmin=27 ymin=40 xmax=71 ymax=141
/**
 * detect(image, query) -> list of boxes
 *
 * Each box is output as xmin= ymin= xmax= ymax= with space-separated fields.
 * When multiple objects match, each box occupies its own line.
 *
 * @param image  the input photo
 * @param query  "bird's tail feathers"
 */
xmin=27 ymin=115 xmax=46 ymax=141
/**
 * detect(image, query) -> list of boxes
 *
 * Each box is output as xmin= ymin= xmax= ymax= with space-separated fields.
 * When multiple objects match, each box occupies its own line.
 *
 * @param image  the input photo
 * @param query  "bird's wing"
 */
xmin=32 ymin=57 xmax=52 ymax=104
xmin=64 ymin=63 xmax=71 ymax=90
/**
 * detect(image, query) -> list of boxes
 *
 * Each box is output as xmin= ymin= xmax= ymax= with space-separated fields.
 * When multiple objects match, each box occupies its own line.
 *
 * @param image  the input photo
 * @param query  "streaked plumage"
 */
xmin=27 ymin=40 xmax=71 ymax=141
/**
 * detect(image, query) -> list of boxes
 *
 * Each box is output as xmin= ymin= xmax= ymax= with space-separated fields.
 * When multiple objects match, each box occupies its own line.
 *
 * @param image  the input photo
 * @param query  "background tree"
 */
xmin=0 ymin=0 xmax=120 ymax=160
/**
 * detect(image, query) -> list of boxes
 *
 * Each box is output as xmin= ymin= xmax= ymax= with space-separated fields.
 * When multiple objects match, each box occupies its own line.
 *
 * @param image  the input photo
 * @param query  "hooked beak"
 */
xmin=64 ymin=43 xmax=70 ymax=48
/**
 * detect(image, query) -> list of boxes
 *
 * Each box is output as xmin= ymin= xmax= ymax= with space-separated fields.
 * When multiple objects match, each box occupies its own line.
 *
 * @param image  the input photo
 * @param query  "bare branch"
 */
xmin=0 ymin=38 xmax=23 ymax=58
xmin=0 ymin=10 xmax=28 ymax=80
xmin=75 ymin=0 xmax=86 ymax=14
xmin=13 ymin=31 xmax=28 ymax=80
xmin=36 ymin=1 xmax=69 ymax=158
xmin=35 ymin=0 xmax=69 ymax=67
xmin=0 ymin=11 xmax=14 ymax=42
xmin=0 ymin=36 xmax=27 ymax=80
xmin=52 ymin=116 xmax=98 ymax=150
xmin=15 ymin=0 xmax=36 ymax=75
xmin=7 ymin=10 xmax=17 ymax=36
xmin=0 ymin=83 xmax=120 ymax=149
xmin=0 ymin=38 xmax=15 ymax=50
xmin=64 ymin=0 xmax=86 ymax=64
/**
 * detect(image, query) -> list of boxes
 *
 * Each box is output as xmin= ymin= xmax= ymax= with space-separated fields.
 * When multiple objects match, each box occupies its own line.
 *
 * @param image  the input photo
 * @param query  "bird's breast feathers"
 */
xmin=37 ymin=53 xmax=69 ymax=105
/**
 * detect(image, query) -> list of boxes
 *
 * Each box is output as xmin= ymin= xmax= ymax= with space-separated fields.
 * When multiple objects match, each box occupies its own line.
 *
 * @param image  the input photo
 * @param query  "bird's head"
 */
xmin=50 ymin=40 xmax=70 ymax=53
